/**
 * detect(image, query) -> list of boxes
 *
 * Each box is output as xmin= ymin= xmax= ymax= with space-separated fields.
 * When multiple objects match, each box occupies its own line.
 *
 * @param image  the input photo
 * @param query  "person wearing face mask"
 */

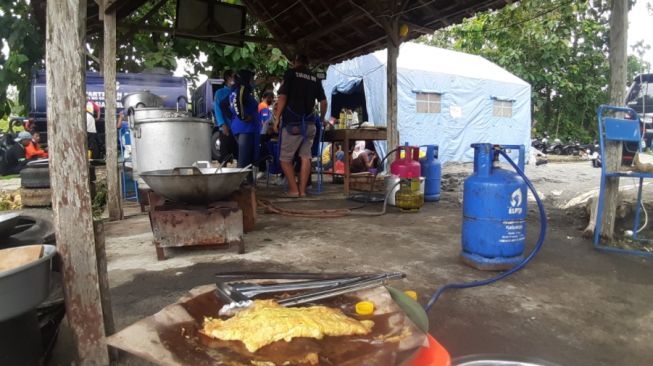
xmin=213 ymin=69 xmax=238 ymax=163
xmin=228 ymin=69 xmax=260 ymax=180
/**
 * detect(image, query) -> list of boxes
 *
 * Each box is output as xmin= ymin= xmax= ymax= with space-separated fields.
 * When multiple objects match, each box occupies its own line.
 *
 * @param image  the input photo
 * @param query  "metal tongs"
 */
xmin=216 ymin=272 xmax=405 ymax=316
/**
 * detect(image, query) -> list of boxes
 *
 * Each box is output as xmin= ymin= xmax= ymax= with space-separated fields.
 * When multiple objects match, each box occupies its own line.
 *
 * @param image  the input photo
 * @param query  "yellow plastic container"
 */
xmin=404 ymin=290 xmax=418 ymax=301
xmin=355 ymin=301 xmax=375 ymax=315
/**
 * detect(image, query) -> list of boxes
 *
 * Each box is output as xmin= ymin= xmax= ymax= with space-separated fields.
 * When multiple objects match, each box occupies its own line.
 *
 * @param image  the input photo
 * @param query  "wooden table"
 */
xmin=323 ymin=128 xmax=387 ymax=195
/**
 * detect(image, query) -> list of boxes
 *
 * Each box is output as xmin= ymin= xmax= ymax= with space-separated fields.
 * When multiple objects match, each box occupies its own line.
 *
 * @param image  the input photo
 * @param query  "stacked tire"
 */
xmin=20 ymin=164 xmax=51 ymax=207
xmin=20 ymin=162 xmax=98 ymax=208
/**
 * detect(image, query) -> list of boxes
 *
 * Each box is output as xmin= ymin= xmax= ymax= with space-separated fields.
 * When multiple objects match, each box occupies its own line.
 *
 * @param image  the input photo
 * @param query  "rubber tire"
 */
xmin=20 ymin=187 xmax=52 ymax=207
xmin=553 ymin=146 xmax=562 ymax=155
xmin=20 ymin=166 xmax=51 ymax=189
xmin=211 ymin=130 xmax=221 ymax=161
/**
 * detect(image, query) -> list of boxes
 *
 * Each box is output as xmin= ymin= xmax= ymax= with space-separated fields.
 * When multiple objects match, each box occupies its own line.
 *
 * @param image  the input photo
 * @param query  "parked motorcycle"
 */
xmin=531 ymin=133 xmax=550 ymax=153
xmin=0 ymin=118 xmax=27 ymax=175
xmin=549 ymin=138 xmax=563 ymax=155
xmin=561 ymin=140 xmax=582 ymax=156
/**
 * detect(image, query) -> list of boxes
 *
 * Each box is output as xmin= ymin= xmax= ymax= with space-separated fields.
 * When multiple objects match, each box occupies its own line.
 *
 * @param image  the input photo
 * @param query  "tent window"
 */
xmin=416 ymin=92 xmax=441 ymax=114
xmin=493 ymin=100 xmax=513 ymax=117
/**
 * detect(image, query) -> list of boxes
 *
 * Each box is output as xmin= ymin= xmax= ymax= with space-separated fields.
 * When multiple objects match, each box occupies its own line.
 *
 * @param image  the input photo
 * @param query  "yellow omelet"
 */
xmin=202 ymin=300 xmax=374 ymax=353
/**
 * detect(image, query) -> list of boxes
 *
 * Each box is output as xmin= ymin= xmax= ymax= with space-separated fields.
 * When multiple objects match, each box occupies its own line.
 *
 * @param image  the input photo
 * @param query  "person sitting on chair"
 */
xmin=25 ymin=131 xmax=48 ymax=160
xmin=350 ymin=140 xmax=378 ymax=173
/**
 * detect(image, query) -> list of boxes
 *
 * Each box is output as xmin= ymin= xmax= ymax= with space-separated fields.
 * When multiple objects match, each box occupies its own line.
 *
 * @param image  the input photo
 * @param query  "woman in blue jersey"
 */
xmin=229 ymin=69 xmax=260 ymax=179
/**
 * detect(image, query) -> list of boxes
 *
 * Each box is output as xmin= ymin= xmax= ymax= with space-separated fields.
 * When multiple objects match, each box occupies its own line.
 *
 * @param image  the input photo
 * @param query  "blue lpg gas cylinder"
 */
xmin=420 ymin=145 xmax=441 ymax=202
xmin=461 ymin=143 xmax=527 ymax=271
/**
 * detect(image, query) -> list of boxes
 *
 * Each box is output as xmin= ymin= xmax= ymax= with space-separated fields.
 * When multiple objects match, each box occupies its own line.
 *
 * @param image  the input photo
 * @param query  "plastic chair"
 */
xmin=119 ymin=127 xmax=139 ymax=202
xmin=594 ymin=104 xmax=653 ymax=257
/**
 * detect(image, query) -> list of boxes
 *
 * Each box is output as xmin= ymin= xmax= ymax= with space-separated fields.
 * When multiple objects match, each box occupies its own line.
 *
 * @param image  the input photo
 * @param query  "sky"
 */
xmin=629 ymin=0 xmax=653 ymax=67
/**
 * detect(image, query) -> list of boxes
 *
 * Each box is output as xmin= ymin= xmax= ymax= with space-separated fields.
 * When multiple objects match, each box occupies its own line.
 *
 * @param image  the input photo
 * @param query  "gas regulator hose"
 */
xmin=425 ymin=148 xmax=547 ymax=312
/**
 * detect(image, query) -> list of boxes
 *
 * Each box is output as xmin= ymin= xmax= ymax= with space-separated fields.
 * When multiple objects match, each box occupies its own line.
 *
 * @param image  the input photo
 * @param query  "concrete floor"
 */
xmin=50 ymin=163 xmax=653 ymax=365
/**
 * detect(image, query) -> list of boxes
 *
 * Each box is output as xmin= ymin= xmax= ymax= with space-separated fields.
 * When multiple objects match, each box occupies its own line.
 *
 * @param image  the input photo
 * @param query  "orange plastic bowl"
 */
xmin=407 ymin=334 xmax=451 ymax=366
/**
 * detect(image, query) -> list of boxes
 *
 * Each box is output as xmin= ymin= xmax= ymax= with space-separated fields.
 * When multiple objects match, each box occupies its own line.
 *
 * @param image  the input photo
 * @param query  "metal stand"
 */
xmin=594 ymin=105 xmax=653 ymax=257
xmin=147 ymin=191 xmax=245 ymax=260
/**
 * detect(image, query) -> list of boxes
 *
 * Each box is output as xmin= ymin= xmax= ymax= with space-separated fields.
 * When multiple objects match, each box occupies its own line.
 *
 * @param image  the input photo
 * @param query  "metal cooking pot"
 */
xmin=132 ymin=116 xmax=213 ymax=174
xmin=452 ymin=354 xmax=561 ymax=366
xmin=140 ymin=167 xmax=250 ymax=203
xmin=122 ymin=91 xmax=164 ymax=110
xmin=127 ymin=107 xmax=190 ymax=126
xmin=126 ymin=96 xmax=191 ymax=128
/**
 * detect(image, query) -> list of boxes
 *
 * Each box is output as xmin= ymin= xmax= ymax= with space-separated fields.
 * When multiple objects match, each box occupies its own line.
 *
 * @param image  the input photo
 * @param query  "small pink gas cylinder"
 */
xmin=390 ymin=143 xmax=421 ymax=178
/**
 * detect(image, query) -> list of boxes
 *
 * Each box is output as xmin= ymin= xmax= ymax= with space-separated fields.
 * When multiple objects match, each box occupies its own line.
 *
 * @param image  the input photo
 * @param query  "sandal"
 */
xmin=280 ymin=192 xmax=300 ymax=198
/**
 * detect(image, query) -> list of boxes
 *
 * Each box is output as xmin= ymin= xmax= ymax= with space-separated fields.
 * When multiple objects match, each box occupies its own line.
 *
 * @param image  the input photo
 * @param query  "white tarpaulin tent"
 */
xmin=323 ymin=42 xmax=532 ymax=162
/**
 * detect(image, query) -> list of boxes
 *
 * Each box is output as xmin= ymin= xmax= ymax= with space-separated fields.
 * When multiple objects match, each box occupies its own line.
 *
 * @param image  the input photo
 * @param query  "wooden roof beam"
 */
xmin=401 ymin=19 xmax=436 ymax=34
xmin=104 ymin=0 xmax=123 ymax=14
xmin=295 ymin=12 xmax=366 ymax=43
xmin=299 ymin=1 xmax=322 ymax=27
xmin=118 ymin=23 xmax=288 ymax=46
xmin=243 ymin=0 xmax=296 ymax=42
xmin=327 ymin=33 xmax=387 ymax=63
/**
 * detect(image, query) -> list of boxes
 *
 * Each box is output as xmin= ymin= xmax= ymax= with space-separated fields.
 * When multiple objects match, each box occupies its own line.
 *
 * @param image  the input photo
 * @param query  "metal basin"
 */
xmin=0 ymin=244 xmax=57 ymax=321
xmin=140 ymin=167 xmax=250 ymax=203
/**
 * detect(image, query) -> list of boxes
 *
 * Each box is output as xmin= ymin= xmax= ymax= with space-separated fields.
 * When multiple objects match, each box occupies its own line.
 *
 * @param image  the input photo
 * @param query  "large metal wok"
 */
xmin=140 ymin=167 xmax=250 ymax=203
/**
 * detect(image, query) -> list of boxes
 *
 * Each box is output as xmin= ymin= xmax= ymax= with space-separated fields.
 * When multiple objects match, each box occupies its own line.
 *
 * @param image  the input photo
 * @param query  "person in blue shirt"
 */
xmin=229 ymin=69 xmax=260 ymax=178
xmin=213 ymin=70 xmax=237 ymax=163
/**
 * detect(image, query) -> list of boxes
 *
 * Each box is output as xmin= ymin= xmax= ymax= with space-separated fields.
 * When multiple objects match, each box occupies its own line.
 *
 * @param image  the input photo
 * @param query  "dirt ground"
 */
xmin=47 ymin=161 xmax=653 ymax=366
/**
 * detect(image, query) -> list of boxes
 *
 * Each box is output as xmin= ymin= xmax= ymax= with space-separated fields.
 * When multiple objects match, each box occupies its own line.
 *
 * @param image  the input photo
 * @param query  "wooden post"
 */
xmin=386 ymin=17 xmax=400 ymax=165
xmin=103 ymin=6 xmax=123 ymax=220
xmin=46 ymin=0 xmax=109 ymax=364
xmin=600 ymin=0 xmax=628 ymax=238
xmin=93 ymin=220 xmax=117 ymax=360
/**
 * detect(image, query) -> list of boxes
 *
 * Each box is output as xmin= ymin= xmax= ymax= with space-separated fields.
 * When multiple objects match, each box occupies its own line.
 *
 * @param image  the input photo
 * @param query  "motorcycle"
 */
xmin=531 ymin=134 xmax=550 ymax=154
xmin=561 ymin=140 xmax=582 ymax=156
xmin=549 ymin=138 xmax=563 ymax=155
xmin=0 ymin=118 xmax=28 ymax=175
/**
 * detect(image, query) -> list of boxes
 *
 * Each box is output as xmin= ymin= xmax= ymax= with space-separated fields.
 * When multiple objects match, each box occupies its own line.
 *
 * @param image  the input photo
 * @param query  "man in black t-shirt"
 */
xmin=273 ymin=54 xmax=327 ymax=197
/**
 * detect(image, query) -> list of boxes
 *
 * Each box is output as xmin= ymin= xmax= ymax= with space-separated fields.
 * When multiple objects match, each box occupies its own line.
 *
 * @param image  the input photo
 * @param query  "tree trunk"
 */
xmin=45 ymin=0 xmax=109 ymax=363
xmin=386 ymin=17 xmax=400 ymax=165
xmin=103 ymin=9 xmax=123 ymax=220
xmin=601 ymin=0 xmax=628 ymax=239
xmin=543 ymin=86 xmax=553 ymax=130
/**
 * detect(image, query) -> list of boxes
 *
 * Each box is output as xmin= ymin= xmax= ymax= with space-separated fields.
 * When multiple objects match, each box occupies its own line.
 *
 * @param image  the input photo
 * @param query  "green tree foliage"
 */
xmin=422 ymin=0 xmax=647 ymax=141
xmin=628 ymin=40 xmax=651 ymax=80
xmin=87 ymin=0 xmax=289 ymax=89
xmin=0 ymin=0 xmax=44 ymax=116
xmin=0 ymin=0 xmax=288 ymax=115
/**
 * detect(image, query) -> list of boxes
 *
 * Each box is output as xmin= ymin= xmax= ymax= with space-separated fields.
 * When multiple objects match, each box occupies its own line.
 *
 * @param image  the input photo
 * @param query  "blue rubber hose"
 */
xmin=425 ymin=148 xmax=547 ymax=312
